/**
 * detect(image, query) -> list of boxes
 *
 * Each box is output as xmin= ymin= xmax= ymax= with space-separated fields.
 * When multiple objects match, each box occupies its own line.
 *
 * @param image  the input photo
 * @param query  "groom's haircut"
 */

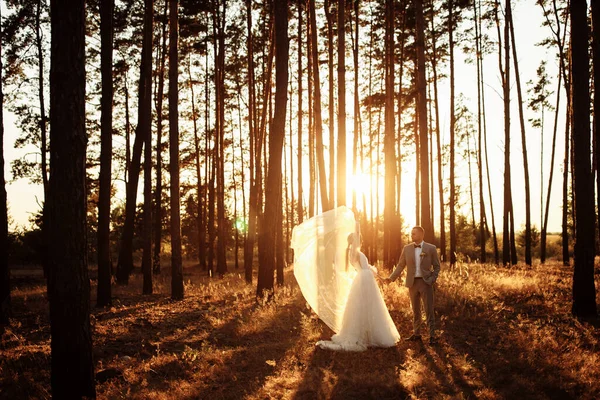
xmin=412 ymin=226 xmax=424 ymax=234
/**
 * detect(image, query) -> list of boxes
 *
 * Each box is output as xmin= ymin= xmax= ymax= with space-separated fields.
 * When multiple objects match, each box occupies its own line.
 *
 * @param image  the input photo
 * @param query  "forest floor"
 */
xmin=2 ymin=259 xmax=600 ymax=399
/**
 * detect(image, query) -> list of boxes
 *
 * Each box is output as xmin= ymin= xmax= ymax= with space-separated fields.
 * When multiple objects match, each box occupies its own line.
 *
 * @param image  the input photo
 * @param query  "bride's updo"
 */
xmin=345 ymin=233 xmax=359 ymax=272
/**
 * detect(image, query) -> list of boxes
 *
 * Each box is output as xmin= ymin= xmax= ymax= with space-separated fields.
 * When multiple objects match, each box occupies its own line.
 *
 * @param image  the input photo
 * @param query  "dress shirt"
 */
xmin=414 ymin=241 xmax=424 ymax=277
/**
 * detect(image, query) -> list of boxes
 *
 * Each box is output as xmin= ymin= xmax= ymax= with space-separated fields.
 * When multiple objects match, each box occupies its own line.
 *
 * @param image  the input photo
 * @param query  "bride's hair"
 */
xmin=345 ymin=233 xmax=358 ymax=272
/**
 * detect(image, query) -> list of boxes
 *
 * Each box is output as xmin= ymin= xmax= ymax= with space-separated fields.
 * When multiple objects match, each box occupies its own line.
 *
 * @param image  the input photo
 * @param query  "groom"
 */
xmin=385 ymin=226 xmax=440 ymax=345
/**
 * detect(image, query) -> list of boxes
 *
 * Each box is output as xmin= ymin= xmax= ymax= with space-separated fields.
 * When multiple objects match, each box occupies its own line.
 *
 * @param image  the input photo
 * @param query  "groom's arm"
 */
xmin=430 ymin=246 xmax=441 ymax=283
xmin=387 ymin=247 xmax=406 ymax=282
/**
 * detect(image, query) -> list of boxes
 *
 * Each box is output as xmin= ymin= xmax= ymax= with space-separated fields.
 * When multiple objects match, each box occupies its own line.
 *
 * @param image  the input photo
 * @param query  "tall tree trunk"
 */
xmin=474 ymin=0 xmax=486 ymax=263
xmin=257 ymin=0 xmax=288 ymax=298
xmin=46 ymin=1 xmax=95 ymax=395
xmin=244 ymin=0 xmax=256 ymax=282
xmin=116 ymin=0 xmax=153 ymax=284
xmin=297 ymin=0 xmax=304 ymax=224
xmin=570 ymin=0 xmax=597 ymax=318
xmin=169 ymin=0 xmax=183 ymax=300
xmin=592 ymin=0 xmax=600 ymax=257
xmin=337 ymin=0 xmax=346 ymax=207
xmin=308 ymin=0 xmax=330 ymax=212
xmin=448 ymin=0 xmax=457 ymax=265
xmin=216 ymin=0 xmax=228 ymax=277
xmin=562 ymin=74 xmax=571 ymax=266
xmin=351 ymin=0 xmax=361 ymax=212
xmin=190 ymin=57 xmax=205 ymax=272
xmin=499 ymin=0 xmax=513 ymax=265
xmin=416 ymin=0 xmax=432 ymax=241
xmin=36 ymin=0 xmax=48 ymax=198
xmin=97 ymin=0 xmax=115 ymax=306
xmin=308 ymin=13 xmax=315 ymax=218
xmin=0 ymin=4 xmax=10 ymax=324
xmin=508 ymin=2 xmax=531 ymax=266
xmin=325 ymin=0 xmax=335 ymax=207
xmin=430 ymin=2 xmax=446 ymax=259
xmin=154 ymin=1 xmax=168 ymax=275
xmin=246 ymin=15 xmax=273 ymax=279
xmin=383 ymin=0 xmax=395 ymax=267
xmin=141 ymin=16 xmax=154 ymax=295
xmin=124 ymin=62 xmax=131 ymax=183
xmin=541 ymin=62 xmax=562 ymax=263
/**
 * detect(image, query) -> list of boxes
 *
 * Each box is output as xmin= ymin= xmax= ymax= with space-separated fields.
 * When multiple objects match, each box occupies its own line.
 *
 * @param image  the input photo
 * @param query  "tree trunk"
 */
xmin=474 ymin=0 xmax=487 ymax=263
xmin=154 ymin=1 xmax=168 ymax=275
xmin=297 ymin=0 xmax=304 ymax=224
xmin=592 ymin=0 xmax=600 ymax=257
xmin=541 ymin=62 xmax=562 ymax=263
xmin=169 ymin=0 xmax=183 ymax=300
xmin=36 ymin=0 xmax=48 ymax=198
xmin=46 ymin=1 xmax=95 ymax=395
xmin=244 ymin=0 xmax=256 ymax=282
xmin=448 ymin=0 xmax=457 ymax=265
xmin=190 ymin=57 xmax=204 ymax=272
xmin=116 ymin=0 xmax=153 ymax=284
xmin=325 ymin=0 xmax=335 ymax=207
xmin=352 ymin=0 xmax=361 ymax=213
xmin=308 ymin=0 xmax=330 ymax=212
xmin=0 ymin=4 xmax=10 ymax=324
xmin=416 ymin=0 xmax=431 ymax=241
xmin=570 ymin=0 xmax=597 ymax=318
xmin=383 ymin=0 xmax=395 ymax=267
xmin=337 ymin=0 xmax=346 ymax=207
xmin=257 ymin=0 xmax=288 ymax=298
xmin=508 ymin=2 xmax=531 ymax=266
xmin=216 ymin=0 xmax=228 ymax=277
xmin=97 ymin=0 xmax=115 ymax=306
xmin=500 ymin=0 xmax=513 ymax=265
xmin=308 ymin=14 xmax=315 ymax=218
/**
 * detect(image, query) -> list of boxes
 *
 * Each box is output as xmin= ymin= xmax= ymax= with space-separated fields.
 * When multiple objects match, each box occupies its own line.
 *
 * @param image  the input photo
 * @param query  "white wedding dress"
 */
xmin=291 ymin=206 xmax=400 ymax=352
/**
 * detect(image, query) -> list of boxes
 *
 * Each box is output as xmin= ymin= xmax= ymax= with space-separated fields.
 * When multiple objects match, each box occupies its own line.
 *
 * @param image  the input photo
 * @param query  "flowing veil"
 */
xmin=291 ymin=206 xmax=357 ymax=333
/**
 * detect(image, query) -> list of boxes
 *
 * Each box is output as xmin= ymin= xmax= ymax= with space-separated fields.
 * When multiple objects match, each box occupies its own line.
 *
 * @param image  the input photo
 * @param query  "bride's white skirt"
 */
xmin=317 ymin=269 xmax=400 ymax=352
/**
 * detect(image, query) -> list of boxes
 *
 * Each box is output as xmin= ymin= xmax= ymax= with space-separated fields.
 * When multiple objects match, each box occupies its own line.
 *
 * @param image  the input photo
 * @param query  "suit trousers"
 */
xmin=409 ymin=278 xmax=435 ymax=337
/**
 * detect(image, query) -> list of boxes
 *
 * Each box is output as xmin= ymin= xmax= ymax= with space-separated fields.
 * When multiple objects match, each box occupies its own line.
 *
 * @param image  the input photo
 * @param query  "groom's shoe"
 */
xmin=428 ymin=337 xmax=438 ymax=345
xmin=405 ymin=334 xmax=422 ymax=342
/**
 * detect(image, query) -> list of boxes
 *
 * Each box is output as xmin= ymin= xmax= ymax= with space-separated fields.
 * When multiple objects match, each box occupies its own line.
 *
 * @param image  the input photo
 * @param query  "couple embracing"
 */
xmin=291 ymin=206 xmax=441 ymax=352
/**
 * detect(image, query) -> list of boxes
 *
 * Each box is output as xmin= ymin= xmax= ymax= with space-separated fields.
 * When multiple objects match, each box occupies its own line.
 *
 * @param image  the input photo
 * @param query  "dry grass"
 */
xmin=1 ymin=260 xmax=600 ymax=399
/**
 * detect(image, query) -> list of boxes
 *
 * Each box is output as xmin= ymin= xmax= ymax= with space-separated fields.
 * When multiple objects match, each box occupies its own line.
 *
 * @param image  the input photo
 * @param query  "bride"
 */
xmin=291 ymin=206 xmax=400 ymax=351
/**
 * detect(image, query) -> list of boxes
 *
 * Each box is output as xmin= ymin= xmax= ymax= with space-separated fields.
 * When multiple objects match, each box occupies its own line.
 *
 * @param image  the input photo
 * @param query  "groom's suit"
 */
xmin=389 ymin=242 xmax=440 ymax=337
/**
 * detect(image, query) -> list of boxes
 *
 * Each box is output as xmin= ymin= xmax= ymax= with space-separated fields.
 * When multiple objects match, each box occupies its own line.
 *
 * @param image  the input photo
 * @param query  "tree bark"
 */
xmin=170 ymin=0 xmax=183 ymax=300
xmin=36 ymin=0 xmax=48 ymax=199
xmin=154 ymin=1 xmax=168 ymax=275
xmin=416 ymin=0 xmax=432 ymax=242
xmin=257 ymin=0 xmax=288 ymax=298
xmin=0 ymin=4 xmax=10 ymax=324
xmin=325 ymin=0 xmax=335 ymax=207
xmin=337 ymin=0 xmax=346 ymax=207
xmin=570 ymin=0 xmax=597 ymax=318
xmin=116 ymin=0 xmax=153 ymax=284
xmin=592 ymin=0 xmax=600 ymax=257
xmin=215 ymin=0 xmax=228 ymax=277
xmin=508 ymin=2 xmax=531 ymax=266
xmin=244 ymin=0 xmax=256 ymax=282
xmin=474 ymin=0 xmax=487 ymax=263
xmin=46 ymin=1 xmax=95 ymax=395
xmin=297 ymin=0 xmax=304 ymax=224
xmin=97 ymin=0 xmax=115 ymax=306
xmin=308 ymin=0 xmax=330 ymax=212
xmin=383 ymin=0 xmax=395 ymax=267
xmin=448 ymin=0 xmax=457 ymax=265
xmin=429 ymin=2 xmax=445 ymax=261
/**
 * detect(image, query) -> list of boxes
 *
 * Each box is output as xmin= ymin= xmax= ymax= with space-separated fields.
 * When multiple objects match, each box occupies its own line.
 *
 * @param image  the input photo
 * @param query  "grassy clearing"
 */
xmin=1 ymin=260 xmax=599 ymax=399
